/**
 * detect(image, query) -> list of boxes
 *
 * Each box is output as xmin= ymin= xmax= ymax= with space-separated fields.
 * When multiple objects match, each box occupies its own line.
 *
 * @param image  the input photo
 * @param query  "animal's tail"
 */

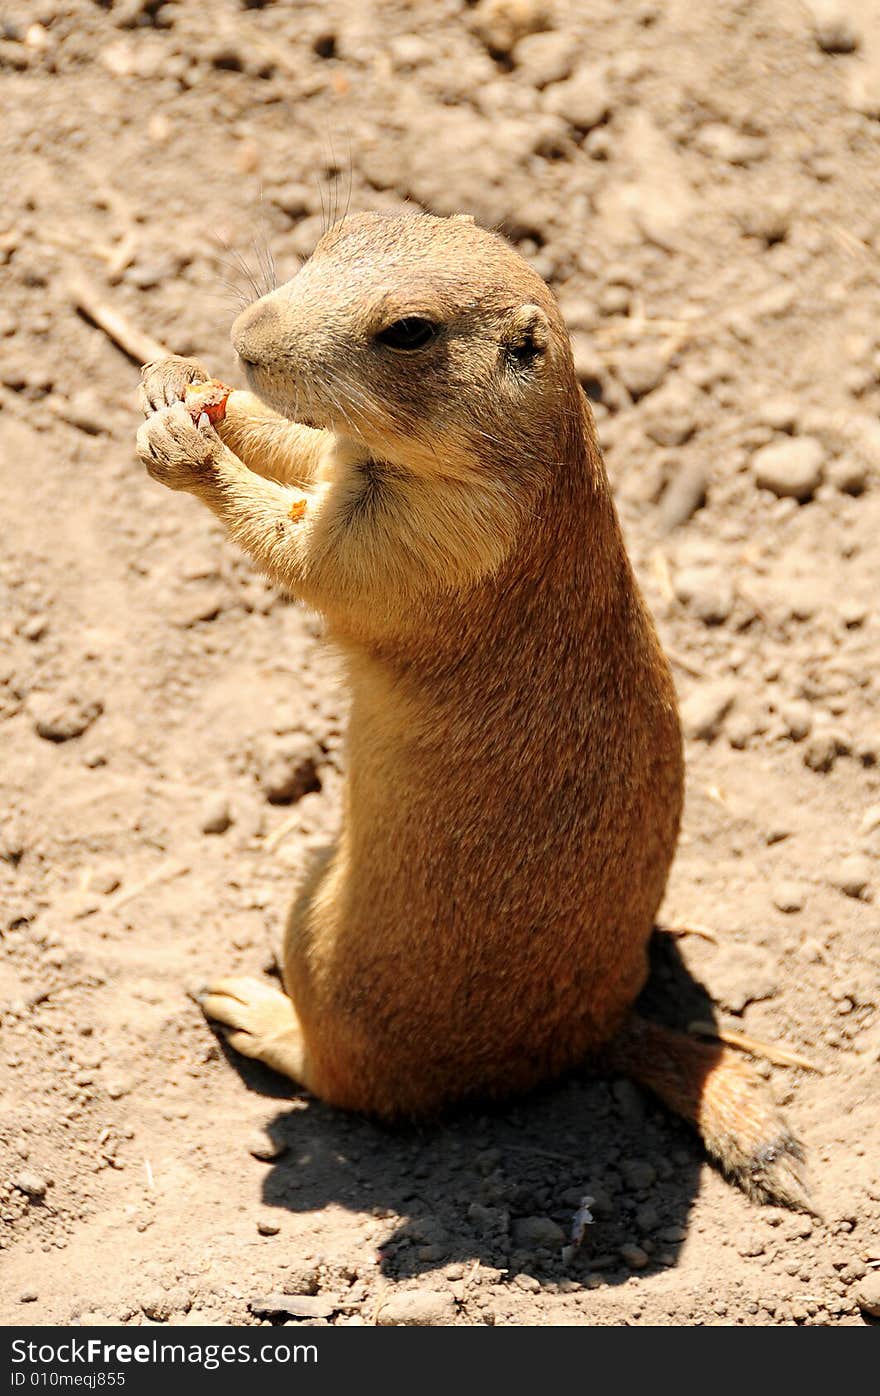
xmin=600 ymin=1012 xmax=811 ymax=1212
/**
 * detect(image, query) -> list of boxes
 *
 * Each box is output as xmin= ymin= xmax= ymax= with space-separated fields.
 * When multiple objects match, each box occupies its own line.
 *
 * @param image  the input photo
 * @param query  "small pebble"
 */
xmin=616 ymin=345 xmax=668 ymax=400
xmin=643 ymin=379 xmax=700 ymax=447
xmin=15 ymin=1171 xmax=48 ymax=1200
xmin=856 ymin=728 xmax=880 ymax=766
xmin=708 ymin=944 xmax=778 ymax=1014
xmin=19 ymin=613 xmax=49 ymax=641
xmin=0 ymin=817 xmax=25 ymax=865
xmin=780 ymin=699 xmax=813 ymax=742
xmin=658 ymin=462 xmax=707 ymax=531
xmin=849 ymin=61 xmax=880 ymax=118
xmin=773 ymin=881 xmax=806 ymax=913
xmin=282 ymin=1264 xmax=320 ymax=1297
xmin=90 ymin=865 xmax=122 ymax=895
xmin=467 ymin=1202 xmax=506 ymax=1235
xmin=543 ymin=65 xmax=611 ymax=131
xmin=840 ymin=599 xmax=867 ymax=628
xmin=808 ymin=0 xmax=861 ymax=53
xmin=512 ymin=1215 xmax=565 ymax=1249
xmin=803 ymin=730 xmax=839 ymax=773
xmin=726 ymin=709 xmax=756 ymax=750
xmin=467 ymin=0 xmax=553 ymax=56
xmin=635 ymin=1203 xmax=660 ymax=1232
xmin=171 ymin=586 xmax=226 ymax=628
xmin=140 ymin=1293 xmax=173 ymax=1323
xmin=659 ymin=1225 xmax=687 ymax=1244
xmin=764 ymin=821 xmax=792 ymax=845
xmin=249 ymin=1293 xmax=335 ymax=1320
xmin=259 ymin=736 xmax=321 ymax=805
xmin=755 ymin=395 xmax=799 ymax=433
xmin=826 ymin=456 xmax=867 ymax=494
xmin=200 ymin=795 xmax=233 ymax=836
xmin=270 ymin=182 xmax=311 ymax=220
xmin=680 ymin=681 xmax=737 ymax=741
xmin=738 ymin=195 xmax=792 ymax=245
xmin=829 ymin=854 xmax=872 ymax=899
xmin=257 ymin=1218 xmax=281 ymax=1236
xmin=388 ymin=35 xmax=433 ymax=70
xmin=621 ymin=1159 xmax=657 ymax=1190
xmin=377 ymin=1289 xmax=457 ymax=1326
xmin=674 ymin=565 xmax=732 ymax=624
xmin=514 ymin=29 xmax=578 ymax=87
xmin=31 ymin=692 xmax=103 ymax=742
xmin=752 ymin=437 xmax=825 ymax=501
xmin=620 ymin=1243 xmax=649 ymax=1269
xmin=695 ymin=123 xmax=765 ymax=165
xmin=737 ymin=1233 xmax=766 ymax=1258
xmin=856 ymin=1271 xmax=880 ymax=1319
xmin=248 ymin=1131 xmax=288 ymax=1162
xmin=783 ymin=1216 xmax=814 ymax=1240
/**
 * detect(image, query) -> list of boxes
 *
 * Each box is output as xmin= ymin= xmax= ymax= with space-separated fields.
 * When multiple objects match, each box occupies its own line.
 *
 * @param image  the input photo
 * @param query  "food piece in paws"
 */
xmin=184 ymin=379 xmax=231 ymax=425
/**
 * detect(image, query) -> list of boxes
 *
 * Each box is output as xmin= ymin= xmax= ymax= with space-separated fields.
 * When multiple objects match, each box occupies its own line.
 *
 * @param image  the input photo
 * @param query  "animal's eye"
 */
xmin=375 ymin=317 xmax=439 ymax=350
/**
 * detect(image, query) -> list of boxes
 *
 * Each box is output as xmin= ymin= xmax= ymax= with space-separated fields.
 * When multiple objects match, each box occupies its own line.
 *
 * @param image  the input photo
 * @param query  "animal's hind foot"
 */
xmin=197 ymin=975 xmax=310 ymax=1086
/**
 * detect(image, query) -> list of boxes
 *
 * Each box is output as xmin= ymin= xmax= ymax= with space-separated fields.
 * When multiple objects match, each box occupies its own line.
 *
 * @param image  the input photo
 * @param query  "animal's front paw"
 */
xmin=139 ymin=354 xmax=210 ymax=415
xmin=136 ymin=401 xmax=221 ymax=493
xmin=197 ymin=976 xmax=308 ymax=1083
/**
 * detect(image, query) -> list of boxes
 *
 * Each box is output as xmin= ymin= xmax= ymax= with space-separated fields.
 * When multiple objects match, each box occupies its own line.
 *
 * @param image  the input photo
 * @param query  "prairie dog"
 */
xmin=137 ymin=211 xmax=806 ymax=1208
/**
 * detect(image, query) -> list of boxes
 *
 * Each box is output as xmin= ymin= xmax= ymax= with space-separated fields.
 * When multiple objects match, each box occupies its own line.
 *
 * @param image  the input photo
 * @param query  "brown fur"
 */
xmin=136 ymin=211 xmax=807 ymax=1208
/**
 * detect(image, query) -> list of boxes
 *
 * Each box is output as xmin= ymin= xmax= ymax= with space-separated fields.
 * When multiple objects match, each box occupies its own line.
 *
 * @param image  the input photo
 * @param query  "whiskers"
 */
xmin=313 ymin=361 xmax=373 ymax=441
xmin=253 ymin=229 xmax=277 ymax=299
xmin=207 ymin=127 xmax=355 ymax=326
xmin=317 ymin=129 xmax=354 ymax=238
xmin=209 ymin=223 xmax=277 ymax=316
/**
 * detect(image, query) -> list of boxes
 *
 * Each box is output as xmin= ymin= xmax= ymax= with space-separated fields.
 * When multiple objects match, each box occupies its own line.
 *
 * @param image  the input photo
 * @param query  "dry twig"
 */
xmin=689 ymin=1020 xmax=823 ymax=1073
xmin=104 ymin=860 xmax=190 ymax=914
xmin=659 ymin=922 xmax=719 ymax=944
xmin=68 ymin=274 xmax=172 ymax=364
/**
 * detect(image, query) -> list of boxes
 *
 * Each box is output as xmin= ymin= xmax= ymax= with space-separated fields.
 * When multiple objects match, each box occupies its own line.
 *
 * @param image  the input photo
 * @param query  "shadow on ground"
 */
xmin=212 ymin=932 xmax=724 ymax=1286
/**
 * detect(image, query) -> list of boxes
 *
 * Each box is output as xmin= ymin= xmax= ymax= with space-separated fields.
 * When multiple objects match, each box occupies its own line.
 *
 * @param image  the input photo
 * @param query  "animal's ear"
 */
xmin=504 ymin=304 xmax=550 ymax=369
xmin=452 ymin=212 xmax=475 ymax=225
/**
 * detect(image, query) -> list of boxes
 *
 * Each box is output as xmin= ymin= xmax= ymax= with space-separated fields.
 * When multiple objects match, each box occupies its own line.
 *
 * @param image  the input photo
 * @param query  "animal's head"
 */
xmin=232 ymin=212 xmax=591 ymax=607
xmin=233 ymin=211 xmax=584 ymax=482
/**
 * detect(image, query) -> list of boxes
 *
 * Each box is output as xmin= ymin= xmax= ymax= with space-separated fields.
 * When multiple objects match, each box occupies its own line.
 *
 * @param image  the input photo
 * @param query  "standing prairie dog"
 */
xmin=137 ymin=211 xmax=806 ymax=1208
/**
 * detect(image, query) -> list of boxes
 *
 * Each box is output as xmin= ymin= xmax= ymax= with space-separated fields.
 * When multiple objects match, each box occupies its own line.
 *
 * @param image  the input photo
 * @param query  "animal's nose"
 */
xmin=231 ymin=296 xmax=278 ymax=367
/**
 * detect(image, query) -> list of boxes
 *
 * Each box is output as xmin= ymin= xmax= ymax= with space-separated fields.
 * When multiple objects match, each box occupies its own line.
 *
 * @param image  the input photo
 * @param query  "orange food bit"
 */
xmin=184 ymin=379 xmax=231 ymax=425
xmin=289 ymin=499 xmax=307 ymax=522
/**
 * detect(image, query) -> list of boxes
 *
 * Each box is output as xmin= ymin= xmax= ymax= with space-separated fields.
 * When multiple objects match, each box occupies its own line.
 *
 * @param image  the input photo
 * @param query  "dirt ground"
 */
xmin=1 ymin=0 xmax=879 ymax=1329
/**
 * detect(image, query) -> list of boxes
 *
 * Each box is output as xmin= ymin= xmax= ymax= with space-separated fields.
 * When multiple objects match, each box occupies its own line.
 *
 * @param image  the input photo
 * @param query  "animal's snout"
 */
xmin=231 ymin=296 xmax=281 ymax=368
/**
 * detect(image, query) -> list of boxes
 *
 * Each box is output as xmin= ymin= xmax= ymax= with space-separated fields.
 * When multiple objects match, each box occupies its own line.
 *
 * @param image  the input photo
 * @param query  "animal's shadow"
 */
xmin=215 ymin=933 xmax=727 ymax=1288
